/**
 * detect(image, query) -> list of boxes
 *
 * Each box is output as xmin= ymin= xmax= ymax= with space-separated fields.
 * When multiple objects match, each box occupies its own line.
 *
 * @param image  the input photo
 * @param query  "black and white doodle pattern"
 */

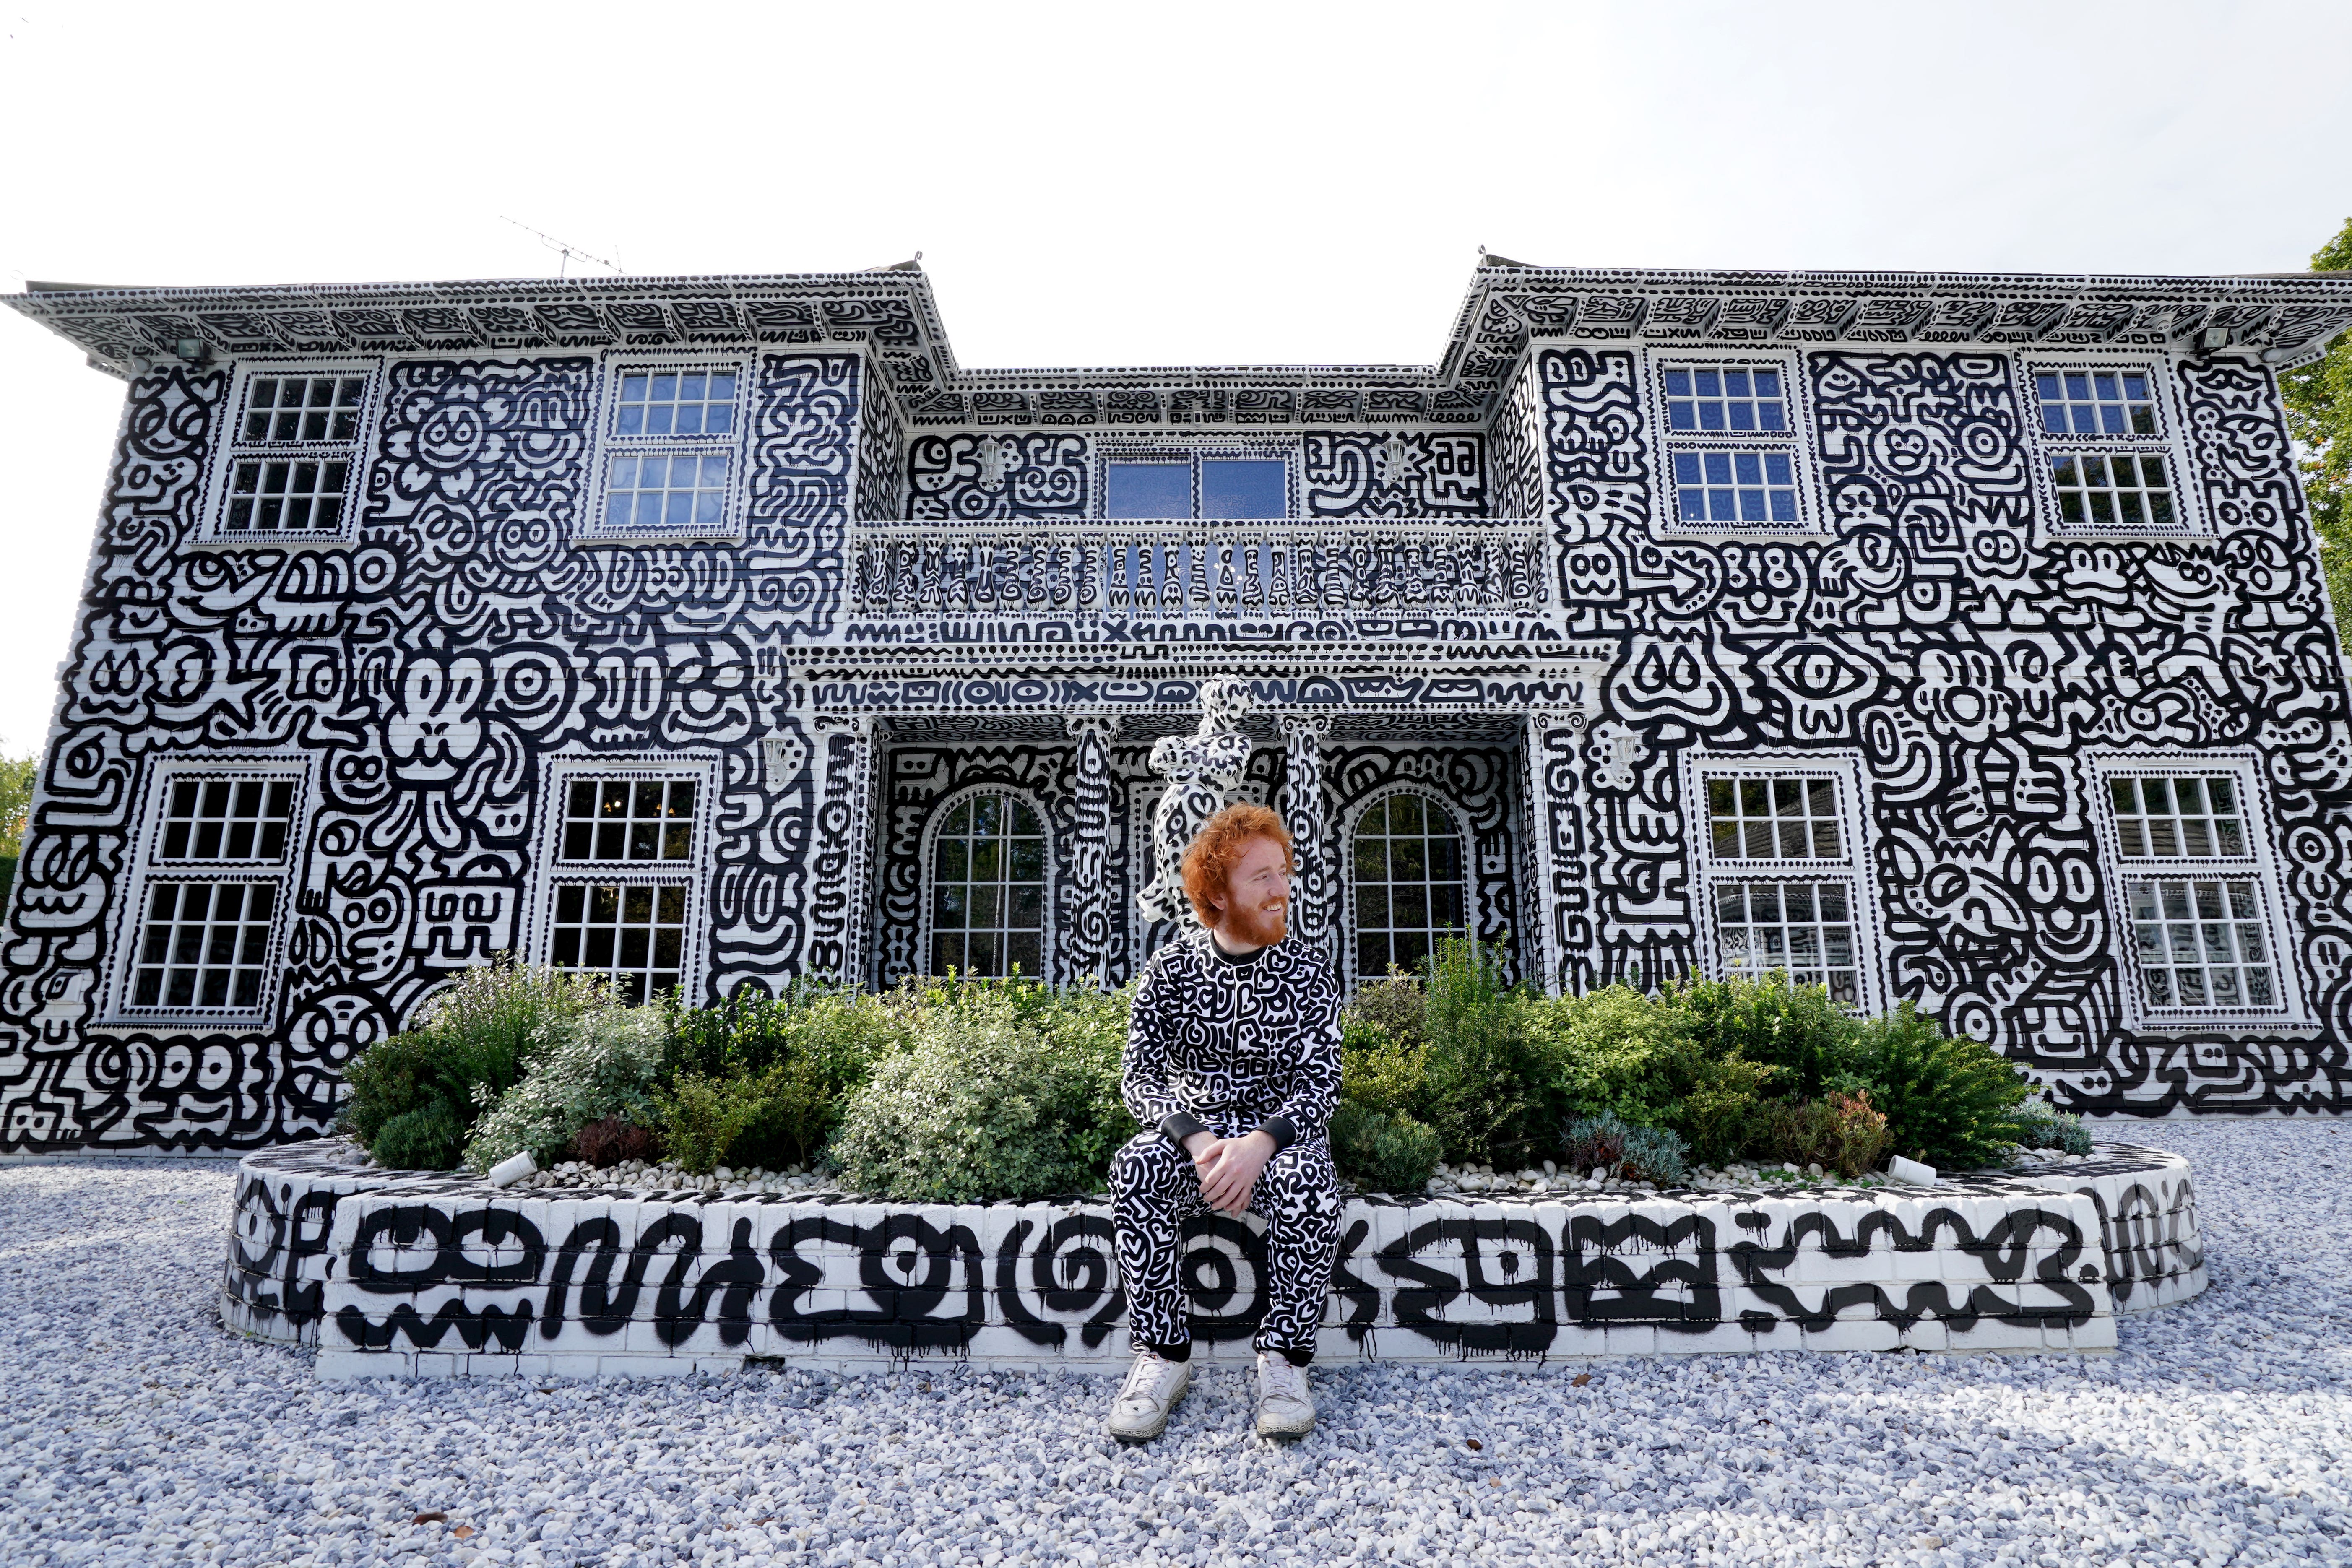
xmin=1120 ymin=925 xmax=1345 ymax=1149
xmin=1139 ymin=680 xmax=1258 ymax=925
xmin=8 ymin=263 xmax=2352 ymax=1154
xmin=221 ymin=1139 xmax=2201 ymax=1372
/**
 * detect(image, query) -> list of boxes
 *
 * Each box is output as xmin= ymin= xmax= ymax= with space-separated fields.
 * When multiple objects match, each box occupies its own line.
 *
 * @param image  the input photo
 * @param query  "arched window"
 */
xmin=929 ymin=791 xmax=1048 ymax=978
xmin=1351 ymin=791 xmax=1468 ymax=979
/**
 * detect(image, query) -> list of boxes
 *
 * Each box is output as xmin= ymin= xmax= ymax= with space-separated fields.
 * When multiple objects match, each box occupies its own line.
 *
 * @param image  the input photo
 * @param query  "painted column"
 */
xmin=1521 ymin=708 xmax=1587 ymax=995
xmin=807 ymin=712 xmax=882 ymax=987
xmin=1281 ymin=713 xmax=1335 ymax=968
xmin=1066 ymin=713 xmax=1118 ymax=987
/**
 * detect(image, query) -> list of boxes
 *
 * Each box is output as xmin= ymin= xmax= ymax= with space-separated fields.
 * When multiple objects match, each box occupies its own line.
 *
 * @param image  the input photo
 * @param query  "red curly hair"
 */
xmin=1181 ymin=804 xmax=1294 ymax=926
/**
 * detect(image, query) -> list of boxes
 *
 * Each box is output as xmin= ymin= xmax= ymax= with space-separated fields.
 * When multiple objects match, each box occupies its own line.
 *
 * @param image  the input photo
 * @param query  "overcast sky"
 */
xmin=2 ymin=0 xmax=2348 ymax=752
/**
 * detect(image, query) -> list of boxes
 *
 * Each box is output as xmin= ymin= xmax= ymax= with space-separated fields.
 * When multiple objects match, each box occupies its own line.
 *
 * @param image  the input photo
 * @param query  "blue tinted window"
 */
xmin=1105 ymin=463 xmax=1192 ymax=518
xmin=1671 ymin=447 xmax=1799 ymax=527
xmin=1665 ymin=362 xmax=1786 ymax=436
xmin=2037 ymin=365 xmax=2158 ymax=439
xmin=1201 ymin=459 xmax=1285 ymax=519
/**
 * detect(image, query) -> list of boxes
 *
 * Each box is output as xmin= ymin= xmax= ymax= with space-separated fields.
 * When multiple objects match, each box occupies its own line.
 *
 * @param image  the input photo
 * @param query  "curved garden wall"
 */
xmin=221 ymin=1139 xmax=2203 ymax=1379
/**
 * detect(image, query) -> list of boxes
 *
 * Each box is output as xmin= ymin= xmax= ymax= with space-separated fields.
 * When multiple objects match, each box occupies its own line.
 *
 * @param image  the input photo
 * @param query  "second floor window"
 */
xmin=1104 ymin=454 xmax=1288 ymax=519
xmin=218 ymin=369 xmax=373 ymax=537
xmin=2029 ymin=362 xmax=2184 ymax=532
xmin=589 ymin=361 xmax=745 ymax=540
xmin=1654 ymin=357 xmax=1808 ymax=532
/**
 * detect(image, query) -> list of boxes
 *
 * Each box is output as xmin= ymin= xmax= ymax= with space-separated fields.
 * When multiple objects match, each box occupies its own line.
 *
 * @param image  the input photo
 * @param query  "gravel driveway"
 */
xmin=4 ymin=1119 xmax=2347 ymax=1568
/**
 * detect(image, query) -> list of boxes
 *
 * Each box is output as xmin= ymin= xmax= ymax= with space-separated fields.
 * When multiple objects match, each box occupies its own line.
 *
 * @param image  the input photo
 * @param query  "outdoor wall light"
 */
xmin=172 ymin=337 xmax=208 ymax=363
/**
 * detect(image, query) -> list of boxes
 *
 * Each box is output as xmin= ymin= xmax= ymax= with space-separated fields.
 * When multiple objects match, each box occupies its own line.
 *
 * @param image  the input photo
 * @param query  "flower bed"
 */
xmin=221 ymin=1137 xmax=2202 ymax=1380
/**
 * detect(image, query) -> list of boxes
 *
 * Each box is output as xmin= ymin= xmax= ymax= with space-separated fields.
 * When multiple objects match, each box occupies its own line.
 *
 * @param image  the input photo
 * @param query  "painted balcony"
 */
xmin=845 ymin=516 xmax=1550 ymax=625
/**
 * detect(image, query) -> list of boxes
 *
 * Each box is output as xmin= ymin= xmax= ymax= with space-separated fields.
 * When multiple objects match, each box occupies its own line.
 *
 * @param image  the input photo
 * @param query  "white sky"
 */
xmin=1 ymin=0 xmax=2348 ymax=753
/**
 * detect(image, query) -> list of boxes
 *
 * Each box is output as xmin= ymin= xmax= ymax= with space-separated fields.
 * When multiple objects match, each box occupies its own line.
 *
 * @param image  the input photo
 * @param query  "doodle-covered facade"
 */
xmin=6 ymin=262 xmax=2352 ymax=1153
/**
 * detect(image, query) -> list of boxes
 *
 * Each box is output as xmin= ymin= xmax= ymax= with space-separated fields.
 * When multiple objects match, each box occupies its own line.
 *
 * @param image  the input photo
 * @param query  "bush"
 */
xmin=1346 ymin=970 xmax=1428 ymax=1049
xmin=2014 ymin=1105 xmax=2093 ymax=1155
xmin=571 ymin=1114 xmax=660 ymax=1168
xmin=1754 ymin=1090 xmax=1891 ymax=1178
xmin=1339 ymin=1019 xmax=1430 ymax=1121
xmin=1666 ymin=971 xmax=1866 ymax=1100
xmin=340 ymin=961 xmax=614 ymax=1170
xmin=666 ymin=988 xmax=911 ymax=1170
xmin=1852 ymin=1003 xmax=2035 ymax=1169
xmin=1415 ymin=940 xmax=1567 ymax=1169
xmin=1329 ymin=1103 xmax=1443 ymax=1193
xmin=1665 ymin=1051 xmax=1778 ymax=1168
xmin=1561 ymin=1111 xmax=1689 ymax=1187
xmin=1533 ymin=983 xmax=1694 ymax=1128
xmin=463 ymin=1004 xmax=666 ymax=1171
xmin=827 ymin=983 xmax=1132 ymax=1203
xmin=657 ymin=1069 xmax=777 ymax=1174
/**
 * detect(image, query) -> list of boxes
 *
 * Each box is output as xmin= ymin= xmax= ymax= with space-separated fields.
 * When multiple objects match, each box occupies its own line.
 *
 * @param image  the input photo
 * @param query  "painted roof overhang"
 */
xmin=9 ymin=263 xmax=2352 ymax=427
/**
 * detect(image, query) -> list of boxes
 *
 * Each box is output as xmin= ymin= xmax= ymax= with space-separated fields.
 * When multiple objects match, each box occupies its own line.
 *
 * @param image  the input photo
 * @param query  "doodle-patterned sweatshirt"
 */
xmin=1122 ymin=927 xmax=1344 ymax=1152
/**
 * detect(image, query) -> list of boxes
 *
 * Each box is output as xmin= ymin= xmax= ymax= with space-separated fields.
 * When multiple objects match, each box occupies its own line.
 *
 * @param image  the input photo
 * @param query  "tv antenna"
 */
xmin=501 ymin=217 xmax=623 ymax=278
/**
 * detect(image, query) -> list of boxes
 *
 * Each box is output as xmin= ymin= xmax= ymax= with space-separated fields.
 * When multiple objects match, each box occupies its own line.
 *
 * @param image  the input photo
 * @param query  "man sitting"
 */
xmin=1105 ymin=804 xmax=1343 ymax=1442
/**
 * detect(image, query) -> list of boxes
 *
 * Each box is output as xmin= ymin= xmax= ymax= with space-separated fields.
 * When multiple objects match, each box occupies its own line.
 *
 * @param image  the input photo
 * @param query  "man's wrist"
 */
xmin=1181 ymin=1130 xmax=1217 ymax=1157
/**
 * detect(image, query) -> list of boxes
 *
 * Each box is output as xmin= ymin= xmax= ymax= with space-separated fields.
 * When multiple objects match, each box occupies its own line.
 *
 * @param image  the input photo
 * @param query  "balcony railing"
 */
xmin=847 ymin=517 xmax=1547 ymax=619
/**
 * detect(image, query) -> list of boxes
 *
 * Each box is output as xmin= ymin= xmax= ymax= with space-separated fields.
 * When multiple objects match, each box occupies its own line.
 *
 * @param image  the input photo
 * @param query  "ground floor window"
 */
xmin=1350 ymin=791 xmax=1467 ymax=980
xmin=542 ymin=764 xmax=708 ymax=1005
xmin=928 ymin=791 xmax=1047 ymax=978
xmin=1710 ymin=879 xmax=1860 ymax=1001
xmin=550 ymin=884 xmax=688 ymax=1006
xmin=130 ymin=881 xmax=279 ymax=1011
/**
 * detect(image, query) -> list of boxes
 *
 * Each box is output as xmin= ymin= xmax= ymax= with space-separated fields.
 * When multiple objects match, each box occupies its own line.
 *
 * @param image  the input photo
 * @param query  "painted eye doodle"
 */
xmin=389 ymin=655 xmax=486 ymax=784
xmin=1763 ymin=642 xmax=1877 ymax=739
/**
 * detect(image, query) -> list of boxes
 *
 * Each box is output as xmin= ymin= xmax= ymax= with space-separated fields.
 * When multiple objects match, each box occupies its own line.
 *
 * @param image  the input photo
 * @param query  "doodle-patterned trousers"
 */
xmin=1111 ymin=1131 xmax=1342 ymax=1364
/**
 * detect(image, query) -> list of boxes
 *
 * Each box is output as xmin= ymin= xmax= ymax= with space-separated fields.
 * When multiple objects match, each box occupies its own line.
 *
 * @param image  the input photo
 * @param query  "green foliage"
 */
xmin=827 ymin=982 xmax=1135 ymax=1203
xmin=1560 ymin=1111 xmax=1689 ymax=1186
xmin=0 ymin=749 xmax=34 ymax=914
xmin=1328 ymin=1102 xmax=1444 ymax=1193
xmin=1339 ymin=1019 xmax=1431 ymax=1121
xmin=2284 ymin=217 xmax=2352 ymax=650
xmin=2014 ymin=1104 xmax=2093 ymax=1155
xmin=1533 ymin=983 xmax=1694 ymax=1128
xmin=1852 ymin=1003 xmax=2035 ymax=1169
xmin=463 ymin=1004 xmax=667 ymax=1170
xmin=1665 ymin=1051 xmax=1779 ymax=1167
xmin=1754 ymin=1090 xmax=1891 ymax=1178
xmin=338 ymin=960 xmax=614 ymax=1169
xmin=1665 ymin=970 xmax=1865 ymax=1098
xmin=666 ymin=988 xmax=911 ymax=1168
xmin=1345 ymin=970 xmax=1428 ymax=1049
xmin=1415 ymin=939 xmax=1566 ymax=1168
xmin=657 ymin=1069 xmax=776 ymax=1174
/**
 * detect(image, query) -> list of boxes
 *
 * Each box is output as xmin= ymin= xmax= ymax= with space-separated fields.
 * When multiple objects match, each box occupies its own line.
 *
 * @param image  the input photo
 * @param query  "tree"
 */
xmin=0 ymin=751 xmax=36 ymax=914
xmin=2284 ymin=217 xmax=2352 ymax=650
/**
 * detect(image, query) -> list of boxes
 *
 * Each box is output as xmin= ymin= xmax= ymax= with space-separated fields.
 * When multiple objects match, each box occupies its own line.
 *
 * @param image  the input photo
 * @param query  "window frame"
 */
xmin=1340 ymin=782 xmax=1478 ymax=991
xmin=526 ymin=757 xmax=718 ymax=1006
xmin=199 ymin=358 xmax=381 ymax=548
xmin=1678 ymin=751 xmax=1885 ymax=1012
xmin=917 ymin=783 xmax=1056 ymax=982
xmin=575 ymin=351 xmax=756 ymax=545
xmin=2016 ymin=355 xmax=2201 ymax=537
xmin=1095 ymin=439 xmax=1298 ymax=520
xmin=2082 ymin=750 xmax=2311 ymax=1031
xmin=1640 ymin=348 xmax=1821 ymax=538
xmin=106 ymin=757 xmax=312 ymax=1028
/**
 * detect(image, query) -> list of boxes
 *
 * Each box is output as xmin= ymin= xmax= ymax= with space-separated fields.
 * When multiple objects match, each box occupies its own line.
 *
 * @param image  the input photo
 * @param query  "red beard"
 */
xmin=1223 ymin=897 xmax=1288 ymax=948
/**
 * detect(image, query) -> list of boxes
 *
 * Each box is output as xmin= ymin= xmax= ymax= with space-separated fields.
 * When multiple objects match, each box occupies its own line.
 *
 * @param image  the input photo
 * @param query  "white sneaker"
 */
xmin=1105 ymin=1350 xmax=1191 ymax=1442
xmin=1254 ymin=1352 xmax=1315 ymax=1438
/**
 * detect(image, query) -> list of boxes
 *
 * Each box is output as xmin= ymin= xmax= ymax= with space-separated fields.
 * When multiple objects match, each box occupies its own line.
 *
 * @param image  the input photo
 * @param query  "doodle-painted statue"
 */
xmin=1138 ymin=678 xmax=1257 ymax=922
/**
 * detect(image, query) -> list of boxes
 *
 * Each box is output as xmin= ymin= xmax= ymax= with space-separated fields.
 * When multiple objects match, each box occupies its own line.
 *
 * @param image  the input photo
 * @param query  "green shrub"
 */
xmin=339 ymin=960 xmax=614 ymax=1170
xmin=1665 ymin=970 xmax=1865 ymax=1099
xmin=1329 ymin=1103 xmax=1444 ymax=1193
xmin=1345 ymin=970 xmax=1428 ymax=1049
xmin=828 ymin=984 xmax=1131 ymax=1203
xmin=1561 ymin=1111 xmax=1689 ymax=1186
xmin=463 ymin=1004 xmax=666 ymax=1171
xmin=667 ymin=988 xmax=911 ymax=1169
xmin=1339 ymin=1019 xmax=1430 ymax=1121
xmin=1415 ymin=940 xmax=1565 ymax=1168
xmin=1665 ymin=1051 xmax=1779 ymax=1167
xmin=2014 ymin=1104 xmax=2094 ymax=1155
xmin=1533 ymin=983 xmax=1694 ymax=1128
xmin=657 ymin=1069 xmax=776 ymax=1174
xmin=1851 ymin=1004 xmax=2035 ymax=1169
xmin=1753 ymin=1090 xmax=1891 ymax=1178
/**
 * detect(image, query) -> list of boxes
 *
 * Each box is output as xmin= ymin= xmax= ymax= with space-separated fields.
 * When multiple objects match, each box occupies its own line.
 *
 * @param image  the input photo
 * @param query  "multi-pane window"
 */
xmin=2036 ymin=370 xmax=2158 ymax=439
xmin=131 ymin=882 xmax=278 ymax=1012
xmin=1351 ymin=793 xmax=1468 ymax=980
xmin=1673 ymin=451 xmax=1799 ymax=525
xmin=1711 ymin=881 xmax=1859 ymax=1002
xmin=591 ymin=361 xmax=745 ymax=539
xmin=1655 ymin=359 xmax=1806 ymax=531
xmin=1104 ymin=454 xmax=1289 ymax=519
xmin=1664 ymin=366 xmax=1788 ymax=433
xmin=2049 ymin=453 xmax=2176 ymax=529
xmin=604 ymin=453 xmax=730 ymax=533
xmin=161 ymin=778 xmax=295 ymax=861
xmin=124 ymin=768 xmax=302 ymax=1018
xmin=218 ymin=369 xmax=372 ymax=537
xmin=929 ymin=793 xmax=1047 ymax=978
xmin=615 ymin=371 xmax=737 ymax=437
xmin=1692 ymin=767 xmax=1870 ymax=1006
xmin=2105 ymin=772 xmax=2285 ymax=1017
xmin=547 ymin=773 xmax=702 ymax=1005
